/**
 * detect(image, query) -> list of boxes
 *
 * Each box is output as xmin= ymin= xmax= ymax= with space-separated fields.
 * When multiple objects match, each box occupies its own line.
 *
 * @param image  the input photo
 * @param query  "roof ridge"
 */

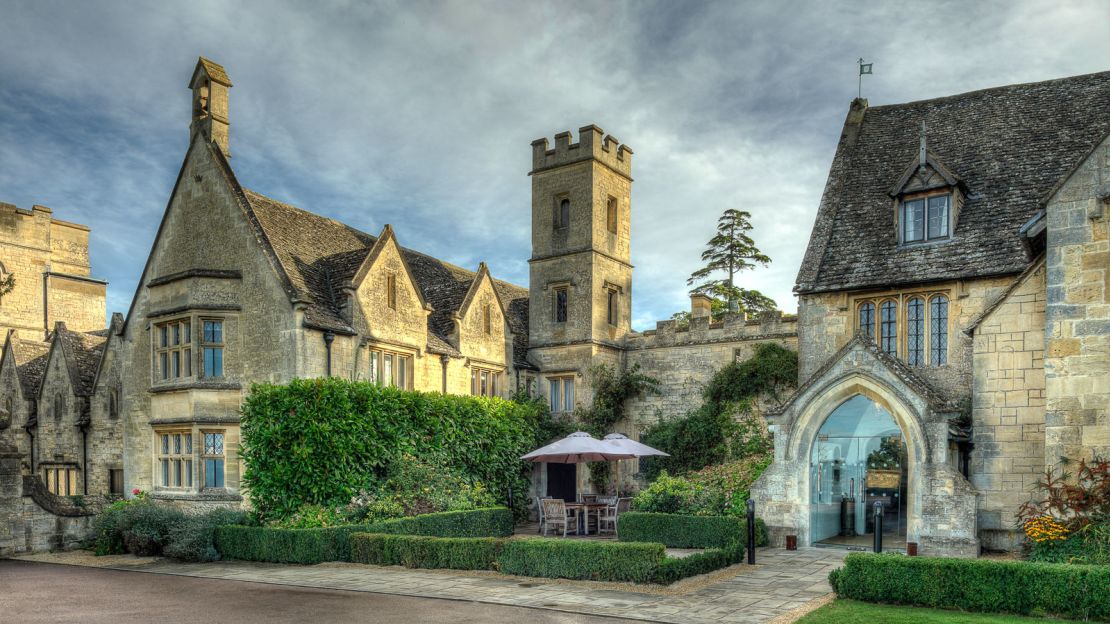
xmin=241 ymin=187 xmax=528 ymax=296
xmin=868 ymin=69 xmax=1110 ymax=110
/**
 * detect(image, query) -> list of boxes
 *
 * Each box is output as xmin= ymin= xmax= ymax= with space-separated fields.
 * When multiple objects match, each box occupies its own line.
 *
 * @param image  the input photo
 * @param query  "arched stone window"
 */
xmin=109 ymin=388 xmax=119 ymax=420
xmin=879 ymin=300 xmax=897 ymax=355
xmin=906 ymin=297 xmax=925 ymax=367
xmin=858 ymin=302 xmax=875 ymax=340
xmin=606 ymin=197 xmax=618 ymax=234
xmin=557 ymin=199 xmax=570 ymax=229
xmin=930 ymin=295 xmax=949 ymax=365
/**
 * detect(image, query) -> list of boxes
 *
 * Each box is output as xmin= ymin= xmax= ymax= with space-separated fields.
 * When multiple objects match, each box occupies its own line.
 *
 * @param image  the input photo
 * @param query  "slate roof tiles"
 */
xmin=797 ymin=70 xmax=1110 ymax=294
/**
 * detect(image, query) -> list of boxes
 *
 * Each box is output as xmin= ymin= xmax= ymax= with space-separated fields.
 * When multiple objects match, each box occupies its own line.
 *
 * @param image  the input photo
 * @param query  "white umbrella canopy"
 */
xmin=602 ymin=433 xmax=670 ymax=458
xmin=521 ymin=431 xmax=636 ymax=464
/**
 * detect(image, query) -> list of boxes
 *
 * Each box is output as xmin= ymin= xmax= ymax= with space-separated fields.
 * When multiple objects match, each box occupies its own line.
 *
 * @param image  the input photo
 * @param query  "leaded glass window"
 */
xmin=927 ymin=195 xmax=949 ymax=239
xmin=858 ymin=303 xmax=875 ymax=340
xmin=554 ymin=287 xmax=568 ymax=323
xmin=901 ymin=193 xmax=951 ymax=244
xmin=880 ymin=300 xmax=897 ymax=355
xmin=902 ymin=199 xmax=925 ymax=242
xmin=906 ymin=297 xmax=925 ymax=367
xmin=930 ymin=295 xmax=949 ymax=365
xmin=203 ymin=432 xmax=225 ymax=489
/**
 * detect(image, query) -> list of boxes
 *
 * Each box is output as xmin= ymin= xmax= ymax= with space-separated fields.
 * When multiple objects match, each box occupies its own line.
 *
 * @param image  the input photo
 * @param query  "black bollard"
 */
xmin=873 ymin=501 xmax=883 ymax=553
xmin=508 ymin=486 xmax=513 ymax=514
xmin=746 ymin=499 xmax=756 ymax=565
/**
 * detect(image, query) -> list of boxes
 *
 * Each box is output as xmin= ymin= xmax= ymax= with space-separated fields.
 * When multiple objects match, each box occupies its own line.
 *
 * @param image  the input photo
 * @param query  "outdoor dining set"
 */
xmin=520 ymin=431 xmax=668 ymax=538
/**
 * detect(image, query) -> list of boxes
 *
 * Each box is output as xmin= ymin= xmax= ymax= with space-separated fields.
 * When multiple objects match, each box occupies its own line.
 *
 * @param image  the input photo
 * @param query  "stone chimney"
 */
xmin=691 ymin=294 xmax=713 ymax=319
xmin=188 ymin=57 xmax=232 ymax=159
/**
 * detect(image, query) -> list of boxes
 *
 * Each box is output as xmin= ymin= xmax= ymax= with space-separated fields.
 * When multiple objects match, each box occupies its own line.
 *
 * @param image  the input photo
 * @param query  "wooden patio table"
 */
xmin=564 ymin=502 xmax=611 ymax=536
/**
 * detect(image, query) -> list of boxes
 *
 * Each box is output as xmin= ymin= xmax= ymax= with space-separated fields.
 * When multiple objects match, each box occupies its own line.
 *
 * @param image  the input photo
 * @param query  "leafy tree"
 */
xmin=0 ymin=273 xmax=15 ymax=298
xmin=687 ymin=209 xmax=772 ymax=313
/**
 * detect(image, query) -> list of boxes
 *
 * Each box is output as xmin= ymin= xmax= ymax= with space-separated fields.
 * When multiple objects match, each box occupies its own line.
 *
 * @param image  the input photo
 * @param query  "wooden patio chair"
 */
xmin=599 ymin=497 xmax=633 ymax=536
xmin=541 ymin=498 xmax=579 ymax=537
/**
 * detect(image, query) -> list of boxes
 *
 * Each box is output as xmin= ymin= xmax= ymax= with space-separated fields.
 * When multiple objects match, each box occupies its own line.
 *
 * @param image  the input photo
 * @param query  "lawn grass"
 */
xmin=796 ymin=599 xmax=1079 ymax=623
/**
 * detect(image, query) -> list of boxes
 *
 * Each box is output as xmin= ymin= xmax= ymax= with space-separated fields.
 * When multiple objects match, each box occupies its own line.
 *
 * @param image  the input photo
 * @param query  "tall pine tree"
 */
xmin=687 ymin=209 xmax=774 ymax=315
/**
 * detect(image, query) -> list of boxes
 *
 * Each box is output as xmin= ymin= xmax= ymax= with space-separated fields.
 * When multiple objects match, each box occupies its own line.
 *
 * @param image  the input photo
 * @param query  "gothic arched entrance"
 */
xmin=809 ymin=394 xmax=908 ymax=548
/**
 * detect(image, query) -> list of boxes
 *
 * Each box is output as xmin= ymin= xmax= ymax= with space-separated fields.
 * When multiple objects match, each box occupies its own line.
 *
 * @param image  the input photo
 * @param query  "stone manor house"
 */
xmin=1 ymin=58 xmax=1106 ymax=557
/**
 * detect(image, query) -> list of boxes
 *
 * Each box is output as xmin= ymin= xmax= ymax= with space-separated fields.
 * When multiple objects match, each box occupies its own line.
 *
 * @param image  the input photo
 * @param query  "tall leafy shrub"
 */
xmin=239 ymin=378 xmax=542 ymax=520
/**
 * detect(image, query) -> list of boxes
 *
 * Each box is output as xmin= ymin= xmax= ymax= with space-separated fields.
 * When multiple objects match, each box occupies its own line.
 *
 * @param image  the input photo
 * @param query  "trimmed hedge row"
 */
xmin=500 ymin=538 xmax=664 ymax=583
xmin=655 ymin=543 xmax=744 ymax=584
xmin=347 ymin=532 xmax=745 ymax=584
xmin=365 ymin=507 xmax=513 ymax=538
xmin=617 ymin=512 xmax=768 ymax=549
xmin=351 ymin=534 xmax=503 ymax=570
xmin=829 ymin=553 xmax=1110 ymax=621
xmin=215 ymin=508 xmax=510 ymax=564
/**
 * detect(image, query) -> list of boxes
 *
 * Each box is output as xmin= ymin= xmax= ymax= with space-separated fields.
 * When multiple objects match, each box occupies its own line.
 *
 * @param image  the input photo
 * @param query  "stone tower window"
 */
xmin=54 ymin=394 xmax=64 ymax=423
xmin=606 ymin=197 xmax=618 ymax=234
xmin=483 ymin=303 xmax=492 ymax=334
xmin=879 ymin=300 xmax=897 ymax=355
xmin=607 ymin=289 xmax=618 ymax=326
xmin=906 ymin=297 xmax=925 ymax=367
xmin=556 ymin=199 xmax=570 ymax=229
xmin=858 ymin=302 xmax=875 ymax=340
xmin=386 ymin=274 xmax=397 ymax=310
xmin=554 ymin=286 xmax=568 ymax=323
xmin=930 ymin=295 xmax=949 ymax=365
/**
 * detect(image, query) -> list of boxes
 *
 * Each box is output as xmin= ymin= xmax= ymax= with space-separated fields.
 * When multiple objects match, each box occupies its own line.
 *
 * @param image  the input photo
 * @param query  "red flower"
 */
xmin=132 ymin=488 xmax=141 ymax=495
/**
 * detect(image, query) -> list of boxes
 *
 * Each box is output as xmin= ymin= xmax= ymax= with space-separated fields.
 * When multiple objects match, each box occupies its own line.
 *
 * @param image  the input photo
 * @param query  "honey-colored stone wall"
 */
xmin=0 ymin=203 xmax=106 ymax=337
xmin=970 ymin=262 xmax=1046 ymax=550
xmin=1044 ymin=134 xmax=1110 ymax=469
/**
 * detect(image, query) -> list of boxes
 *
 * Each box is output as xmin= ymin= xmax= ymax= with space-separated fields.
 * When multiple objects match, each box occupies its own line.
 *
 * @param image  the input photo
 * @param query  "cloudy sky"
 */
xmin=2 ymin=1 xmax=1108 ymax=330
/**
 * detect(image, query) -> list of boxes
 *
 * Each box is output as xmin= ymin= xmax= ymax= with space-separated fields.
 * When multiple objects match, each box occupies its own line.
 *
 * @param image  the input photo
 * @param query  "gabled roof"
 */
xmin=964 ymin=255 xmax=1046 ymax=335
xmin=887 ymin=151 xmax=963 ymax=197
xmin=189 ymin=56 xmax=232 ymax=87
xmin=2 ymin=331 xmax=50 ymax=398
xmin=767 ymin=332 xmax=955 ymax=418
xmin=44 ymin=322 xmax=106 ymax=397
xmin=238 ymin=185 xmax=530 ymax=359
xmin=797 ymin=70 xmax=1110 ymax=294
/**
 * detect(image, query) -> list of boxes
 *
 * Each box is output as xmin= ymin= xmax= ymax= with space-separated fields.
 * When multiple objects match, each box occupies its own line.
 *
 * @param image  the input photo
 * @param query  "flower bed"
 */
xmin=829 ymin=552 xmax=1110 ymax=621
xmin=617 ymin=512 xmax=767 ymax=549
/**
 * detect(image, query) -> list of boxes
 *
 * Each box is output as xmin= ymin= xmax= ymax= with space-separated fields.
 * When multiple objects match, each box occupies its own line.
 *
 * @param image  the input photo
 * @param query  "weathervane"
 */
xmin=857 ymin=58 xmax=873 ymax=99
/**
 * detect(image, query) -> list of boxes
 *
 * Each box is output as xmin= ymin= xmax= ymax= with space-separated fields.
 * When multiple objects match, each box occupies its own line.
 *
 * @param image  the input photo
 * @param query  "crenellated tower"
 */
xmin=527 ymin=125 xmax=633 ymax=386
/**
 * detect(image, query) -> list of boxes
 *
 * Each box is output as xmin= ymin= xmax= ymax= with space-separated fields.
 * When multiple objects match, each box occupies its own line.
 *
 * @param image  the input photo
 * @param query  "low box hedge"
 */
xmin=655 ymin=543 xmax=744 ymax=584
xmin=499 ymin=538 xmax=665 ymax=583
xmin=829 ymin=552 xmax=1110 ymax=621
xmin=350 ymin=533 xmax=503 ymax=570
xmin=215 ymin=507 xmax=511 ymax=564
xmin=617 ymin=512 xmax=767 ymax=549
xmin=365 ymin=507 xmax=513 ymax=538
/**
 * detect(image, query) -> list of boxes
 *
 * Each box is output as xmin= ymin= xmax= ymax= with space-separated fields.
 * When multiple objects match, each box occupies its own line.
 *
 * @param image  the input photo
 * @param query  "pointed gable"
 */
xmin=43 ymin=322 xmax=106 ymax=397
xmin=2 ymin=331 xmax=51 ymax=399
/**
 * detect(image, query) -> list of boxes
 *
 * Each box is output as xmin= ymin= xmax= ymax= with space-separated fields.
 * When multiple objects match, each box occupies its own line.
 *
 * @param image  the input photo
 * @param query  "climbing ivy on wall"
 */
xmin=641 ymin=342 xmax=798 ymax=480
xmin=576 ymin=364 xmax=661 ymax=493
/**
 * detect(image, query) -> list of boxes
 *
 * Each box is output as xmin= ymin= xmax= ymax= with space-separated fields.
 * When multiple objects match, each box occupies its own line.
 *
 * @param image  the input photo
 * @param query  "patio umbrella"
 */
xmin=521 ymin=431 xmax=636 ymax=464
xmin=602 ymin=433 xmax=669 ymax=496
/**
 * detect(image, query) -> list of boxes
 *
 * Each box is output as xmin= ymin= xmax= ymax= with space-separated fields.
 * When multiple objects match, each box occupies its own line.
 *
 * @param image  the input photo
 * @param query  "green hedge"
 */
xmin=215 ymin=508 xmax=511 ymax=564
xmin=829 ymin=553 xmax=1110 ymax=621
xmin=655 ymin=543 xmax=744 ymax=584
xmin=499 ymin=538 xmax=665 ymax=583
xmin=350 ymin=533 xmax=503 ymax=570
xmin=365 ymin=507 xmax=513 ymax=538
xmin=215 ymin=524 xmax=372 ymax=564
xmin=240 ymin=378 xmax=541 ymax=519
xmin=617 ymin=512 xmax=767 ymax=549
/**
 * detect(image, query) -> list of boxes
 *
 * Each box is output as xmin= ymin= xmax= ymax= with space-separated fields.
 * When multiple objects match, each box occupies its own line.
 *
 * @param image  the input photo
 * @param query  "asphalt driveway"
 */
xmin=0 ymin=560 xmax=625 ymax=623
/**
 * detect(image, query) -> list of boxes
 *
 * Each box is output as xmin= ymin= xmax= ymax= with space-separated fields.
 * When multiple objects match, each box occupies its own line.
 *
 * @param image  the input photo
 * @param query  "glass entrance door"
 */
xmin=810 ymin=395 xmax=907 ymax=548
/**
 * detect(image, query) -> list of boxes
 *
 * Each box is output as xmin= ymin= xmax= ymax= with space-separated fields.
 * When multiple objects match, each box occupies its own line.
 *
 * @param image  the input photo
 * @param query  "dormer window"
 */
xmin=902 ymin=193 xmax=950 ymax=243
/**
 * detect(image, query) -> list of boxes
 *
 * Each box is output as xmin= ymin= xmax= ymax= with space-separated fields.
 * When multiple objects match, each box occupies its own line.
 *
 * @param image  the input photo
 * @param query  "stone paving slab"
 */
xmin=16 ymin=547 xmax=846 ymax=624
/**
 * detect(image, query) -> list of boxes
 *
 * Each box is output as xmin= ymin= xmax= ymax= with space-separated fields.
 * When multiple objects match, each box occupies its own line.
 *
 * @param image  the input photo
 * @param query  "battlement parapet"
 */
xmin=531 ymin=125 xmax=632 ymax=177
xmin=624 ymin=311 xmax=798 ymax=351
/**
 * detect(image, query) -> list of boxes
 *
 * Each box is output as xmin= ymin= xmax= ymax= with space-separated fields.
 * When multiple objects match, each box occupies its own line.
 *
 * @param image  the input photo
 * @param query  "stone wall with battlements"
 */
xmin=0 ymin=202 xmax=106 ymax=338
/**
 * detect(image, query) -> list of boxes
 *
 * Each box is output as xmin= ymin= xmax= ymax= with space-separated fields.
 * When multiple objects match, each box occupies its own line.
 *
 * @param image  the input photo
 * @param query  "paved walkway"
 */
xmin=18 ymin=547 xmax=847 ymax=624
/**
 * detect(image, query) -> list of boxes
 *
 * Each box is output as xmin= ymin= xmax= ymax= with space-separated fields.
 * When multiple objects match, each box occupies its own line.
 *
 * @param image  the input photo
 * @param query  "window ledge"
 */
xmin=151 ymin=489 xmax=241 ymax=503
xmin=150 ymin=380 xmax=241 ymax=394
